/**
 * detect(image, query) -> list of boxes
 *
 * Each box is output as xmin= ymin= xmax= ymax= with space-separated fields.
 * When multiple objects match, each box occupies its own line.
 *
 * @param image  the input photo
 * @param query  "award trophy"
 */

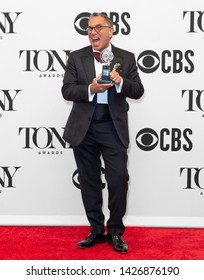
xmin=97 ymin=50 xmax=120 ymax=84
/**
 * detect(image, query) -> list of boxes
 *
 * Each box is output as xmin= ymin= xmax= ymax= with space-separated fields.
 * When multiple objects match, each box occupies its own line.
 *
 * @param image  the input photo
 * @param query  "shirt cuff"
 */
xmin=88 ymin=84 xmax=95 ymax=102
xmin=115 ymin=77 xmax=123 ymax=93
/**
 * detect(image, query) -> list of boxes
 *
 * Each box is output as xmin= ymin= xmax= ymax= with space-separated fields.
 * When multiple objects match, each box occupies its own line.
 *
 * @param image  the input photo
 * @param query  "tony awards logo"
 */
xmin=98 ymin=50 xmax=120 ymax=84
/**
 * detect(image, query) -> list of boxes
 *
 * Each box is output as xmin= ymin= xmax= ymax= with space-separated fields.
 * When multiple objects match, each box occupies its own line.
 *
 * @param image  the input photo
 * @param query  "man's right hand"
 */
xmin=90 ymin=75 xmax=114 ymax=93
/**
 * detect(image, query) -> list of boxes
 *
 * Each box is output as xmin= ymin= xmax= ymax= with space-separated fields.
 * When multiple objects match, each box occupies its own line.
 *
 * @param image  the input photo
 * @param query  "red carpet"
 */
xmin=0 ymin=226 xmax=204 ymax=260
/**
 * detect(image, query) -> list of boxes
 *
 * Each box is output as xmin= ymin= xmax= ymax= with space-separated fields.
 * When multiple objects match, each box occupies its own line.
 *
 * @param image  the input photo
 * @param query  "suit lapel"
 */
xmin=108 ymin=46 xmax=123 ymax=104
xmin=81 ymin=49 xmax=95 ymax=84
xmin=79 ymin=46 xmax=123 ymax=103
xmin=80 ymin=45 xmax=122 ymax=84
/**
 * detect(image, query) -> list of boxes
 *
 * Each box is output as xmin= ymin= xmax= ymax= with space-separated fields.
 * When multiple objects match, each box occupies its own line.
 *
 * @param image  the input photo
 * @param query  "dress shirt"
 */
xmin=88 ymin=44 xmax=123 ymax=104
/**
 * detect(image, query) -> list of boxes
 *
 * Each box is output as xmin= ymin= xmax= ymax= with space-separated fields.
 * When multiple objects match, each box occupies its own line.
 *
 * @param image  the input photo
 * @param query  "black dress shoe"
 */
xmin=77 ymin=233 xmax=106 ymax=248
xmin=107 ymin=234 xmax=128 ymax=253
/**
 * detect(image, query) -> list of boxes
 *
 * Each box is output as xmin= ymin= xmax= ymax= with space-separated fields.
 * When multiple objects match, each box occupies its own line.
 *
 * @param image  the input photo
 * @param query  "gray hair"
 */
xmin=89 ymin=12 xmax=113 ymax=27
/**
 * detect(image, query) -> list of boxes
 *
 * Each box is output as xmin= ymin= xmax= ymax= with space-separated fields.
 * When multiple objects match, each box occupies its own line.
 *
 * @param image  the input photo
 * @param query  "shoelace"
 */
xmin=112 ymin=235 xmax=124 ymax=244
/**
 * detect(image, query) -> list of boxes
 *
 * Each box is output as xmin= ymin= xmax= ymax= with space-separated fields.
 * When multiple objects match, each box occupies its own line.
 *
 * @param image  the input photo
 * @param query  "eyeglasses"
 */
xmin=87 ymin=25 xmax=112 ymax=33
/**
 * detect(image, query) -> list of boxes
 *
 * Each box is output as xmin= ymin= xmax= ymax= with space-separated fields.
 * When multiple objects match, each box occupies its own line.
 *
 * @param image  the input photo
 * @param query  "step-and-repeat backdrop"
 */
xmin=1 ymin=0 xmax=204 ymax=227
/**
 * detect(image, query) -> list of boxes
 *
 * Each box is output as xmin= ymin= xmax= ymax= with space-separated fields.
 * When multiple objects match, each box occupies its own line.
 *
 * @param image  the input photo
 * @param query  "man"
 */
xmin=62 ymin=12 xmax=144 ymax=254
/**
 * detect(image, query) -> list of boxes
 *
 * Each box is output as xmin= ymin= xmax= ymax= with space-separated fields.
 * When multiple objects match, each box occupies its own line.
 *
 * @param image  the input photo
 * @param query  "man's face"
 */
xmin=88 ymin=16 xmax=113 ymax=51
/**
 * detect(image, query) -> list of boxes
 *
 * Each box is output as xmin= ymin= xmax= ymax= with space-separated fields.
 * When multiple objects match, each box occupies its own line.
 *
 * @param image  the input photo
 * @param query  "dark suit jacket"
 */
xmin=62 ymin=44 xmax=144 ymax=148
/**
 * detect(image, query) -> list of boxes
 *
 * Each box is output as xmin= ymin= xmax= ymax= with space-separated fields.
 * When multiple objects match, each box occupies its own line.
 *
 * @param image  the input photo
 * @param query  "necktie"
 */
xmin=93 ymin=52 xmax=103 ymax=63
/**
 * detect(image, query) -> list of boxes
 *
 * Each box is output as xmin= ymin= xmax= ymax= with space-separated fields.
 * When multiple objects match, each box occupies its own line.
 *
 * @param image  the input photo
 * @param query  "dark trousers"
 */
xmin=73 ymin=120 xmax=129 ymax=236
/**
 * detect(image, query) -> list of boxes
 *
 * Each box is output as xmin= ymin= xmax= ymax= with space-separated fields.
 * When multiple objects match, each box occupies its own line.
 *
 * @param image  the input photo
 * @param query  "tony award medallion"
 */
xmin=97 ymin=50 xmax=114 ymax=84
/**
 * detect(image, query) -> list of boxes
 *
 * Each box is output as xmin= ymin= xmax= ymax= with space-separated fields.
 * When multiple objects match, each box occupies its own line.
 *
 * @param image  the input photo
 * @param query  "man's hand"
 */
xmin=90 ymin=75 xmax=114 ymax=93
xmin=110 ymin=70 xmax=121 ymax=85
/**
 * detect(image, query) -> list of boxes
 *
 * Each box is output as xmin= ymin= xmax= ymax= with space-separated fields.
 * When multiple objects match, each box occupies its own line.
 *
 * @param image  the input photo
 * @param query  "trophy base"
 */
xmin=97 ymin=79 xmax=113 ymax=84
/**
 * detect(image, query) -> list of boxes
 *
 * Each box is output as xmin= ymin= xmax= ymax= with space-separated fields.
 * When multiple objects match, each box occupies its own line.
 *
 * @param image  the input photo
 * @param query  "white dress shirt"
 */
xmin=88 ymin=44 xmax=123 ymax=104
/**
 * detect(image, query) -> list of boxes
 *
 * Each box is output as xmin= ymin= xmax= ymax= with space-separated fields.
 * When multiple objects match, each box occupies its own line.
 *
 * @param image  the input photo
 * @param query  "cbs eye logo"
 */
xmin=72 ymin=168 xmax=106 ymax=189
xmin=137 ymin=50 xmax=194 ymax=74
xmin=137 ymin=51 xmax=160 ymax=73
xmin=136 ymin=128 xmax=193 ymax=151
xmin=74 ymin=12 xmax=131 ymax=35
xmin=74 ymin=12 xmax=90 ymax=35
xmin=136 ymin=128 xmax=158 ymax=151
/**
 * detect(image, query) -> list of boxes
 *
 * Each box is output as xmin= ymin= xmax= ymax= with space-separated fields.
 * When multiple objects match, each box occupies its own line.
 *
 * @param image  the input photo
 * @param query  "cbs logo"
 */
xmin=72 ymin=168 xmax=106 ymax=189
xmin=137 ymin=50 xmax=194 ymax=74
xmin=74 ymin=12 xmax=130 ymax=35
xmin=136 ymin=128 xmax=193 ymax=151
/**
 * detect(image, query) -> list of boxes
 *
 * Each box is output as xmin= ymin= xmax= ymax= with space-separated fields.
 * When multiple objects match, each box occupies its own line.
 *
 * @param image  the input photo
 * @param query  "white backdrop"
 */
xmin=1 ymin=0 xmax=204 ymax=227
